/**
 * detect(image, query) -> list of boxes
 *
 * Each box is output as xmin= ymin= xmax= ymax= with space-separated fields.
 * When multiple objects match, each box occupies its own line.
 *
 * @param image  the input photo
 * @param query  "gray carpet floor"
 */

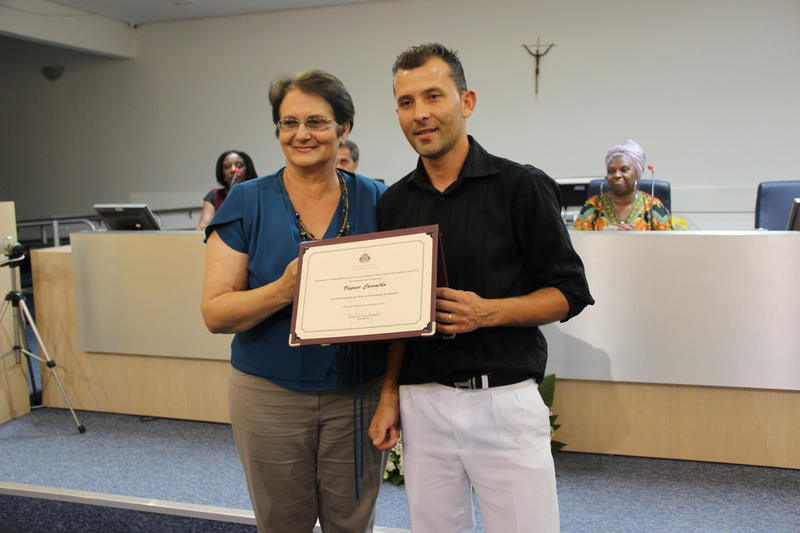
xmin=1 ymin=407 xmax=798 ymax=532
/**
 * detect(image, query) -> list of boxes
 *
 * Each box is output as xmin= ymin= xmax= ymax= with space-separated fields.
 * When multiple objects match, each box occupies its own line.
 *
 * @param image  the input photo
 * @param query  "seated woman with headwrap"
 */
xmin=574 ymin=140 xmax=673 ymax=231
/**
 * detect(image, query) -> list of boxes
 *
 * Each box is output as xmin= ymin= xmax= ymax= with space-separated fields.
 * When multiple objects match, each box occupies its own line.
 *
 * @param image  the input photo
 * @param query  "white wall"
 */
xmin=1 ymin=0 xmax=799 ymax=229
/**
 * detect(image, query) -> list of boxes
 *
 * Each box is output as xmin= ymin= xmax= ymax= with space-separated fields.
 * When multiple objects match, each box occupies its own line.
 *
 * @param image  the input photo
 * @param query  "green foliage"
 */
xmin=386 ymin=470 xmax=405 ymax=486
xmin=383 ymin=439 xmax=405 ymax=486
xmin=539 ymin=374 xmax=566 ymax=453
xmin=538 ymin=373 xmax=557 ymax=407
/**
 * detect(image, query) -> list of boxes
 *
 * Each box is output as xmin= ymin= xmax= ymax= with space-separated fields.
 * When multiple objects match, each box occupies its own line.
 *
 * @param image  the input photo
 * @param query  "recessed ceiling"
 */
xmin=49 ymin=0 xmax=388 ymax=26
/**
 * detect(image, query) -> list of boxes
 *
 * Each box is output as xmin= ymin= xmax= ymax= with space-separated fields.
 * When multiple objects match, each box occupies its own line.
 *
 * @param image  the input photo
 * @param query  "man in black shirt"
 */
xmin=369 ymin=43 xmax=593 ymax=533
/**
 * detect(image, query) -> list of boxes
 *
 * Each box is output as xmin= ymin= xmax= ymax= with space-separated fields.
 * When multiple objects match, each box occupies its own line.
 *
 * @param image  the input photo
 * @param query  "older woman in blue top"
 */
xmin=201 ymin=69 xmax=387 ymax=533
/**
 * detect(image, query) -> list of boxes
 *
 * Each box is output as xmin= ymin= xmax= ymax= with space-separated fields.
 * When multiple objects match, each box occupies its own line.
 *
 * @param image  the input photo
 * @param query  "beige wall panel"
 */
xmin=545 ymin=231 xmax=800 ymax=391
xmin=70 ymin=232 xmax=232 ymax=360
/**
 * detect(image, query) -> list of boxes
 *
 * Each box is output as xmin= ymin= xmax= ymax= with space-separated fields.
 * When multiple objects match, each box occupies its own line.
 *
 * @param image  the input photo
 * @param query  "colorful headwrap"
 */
xmin=605 ymin=140 xmax=646 ymax=179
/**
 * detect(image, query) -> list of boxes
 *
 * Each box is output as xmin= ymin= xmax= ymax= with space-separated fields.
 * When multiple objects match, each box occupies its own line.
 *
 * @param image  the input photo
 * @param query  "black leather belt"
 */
xmin=437 ymin=374 xmax=531 ymax=390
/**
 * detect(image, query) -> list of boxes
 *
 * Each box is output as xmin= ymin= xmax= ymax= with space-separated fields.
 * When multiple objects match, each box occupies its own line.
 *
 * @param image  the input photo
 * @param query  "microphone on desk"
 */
xmin=229 ymin=165 xmax=243 ymax=187
xmin=647 ymin=165 xmax=655 ymax=228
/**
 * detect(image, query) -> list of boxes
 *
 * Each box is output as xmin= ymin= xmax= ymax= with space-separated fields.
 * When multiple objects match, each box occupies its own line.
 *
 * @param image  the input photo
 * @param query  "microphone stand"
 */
xmin=648 ymin=165 xmax=656 ymax=229
xmin=229 ymin=166 xmax=242 ymax=188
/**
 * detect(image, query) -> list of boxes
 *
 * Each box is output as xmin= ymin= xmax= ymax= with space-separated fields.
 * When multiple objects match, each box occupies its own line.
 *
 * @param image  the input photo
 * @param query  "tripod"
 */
xmin=0 ymin=247 xmax=85 ymax=433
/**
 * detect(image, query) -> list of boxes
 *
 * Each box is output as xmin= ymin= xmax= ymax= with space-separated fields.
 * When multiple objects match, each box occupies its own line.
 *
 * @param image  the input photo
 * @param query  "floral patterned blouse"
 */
xmin=573 ymin=191 xmax=673 ymax=231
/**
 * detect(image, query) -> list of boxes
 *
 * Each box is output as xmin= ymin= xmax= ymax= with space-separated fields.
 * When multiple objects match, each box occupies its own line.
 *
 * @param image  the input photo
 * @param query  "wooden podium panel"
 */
xmin=543 ymin=231 xmax=800 ymax=469
xmin=27 ymin=230 xmax=800 ymax=468
xmin=31 ymin=242 xmax=232 ymax=423
xmin=552 ymin=379 xmax=800 ymax=469
xmin=0 ymin=201 xmax=31 ymax=425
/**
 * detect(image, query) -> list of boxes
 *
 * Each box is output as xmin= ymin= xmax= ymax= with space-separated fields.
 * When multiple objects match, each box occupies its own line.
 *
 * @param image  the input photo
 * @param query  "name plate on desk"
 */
xmin=290 ymin=225 xmax=445 ymax=346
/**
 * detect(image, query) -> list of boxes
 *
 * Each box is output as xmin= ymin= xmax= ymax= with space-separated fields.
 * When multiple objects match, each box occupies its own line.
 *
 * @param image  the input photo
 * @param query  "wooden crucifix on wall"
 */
xmin=522 ymin=38 xmax=556 ymax=98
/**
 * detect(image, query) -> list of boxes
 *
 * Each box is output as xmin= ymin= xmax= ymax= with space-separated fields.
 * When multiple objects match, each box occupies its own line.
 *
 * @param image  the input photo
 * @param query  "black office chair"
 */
xmin=586 ymin=179 xmax=672 ymax=213
xmin=754 ymin=180 xmax=800 ymax=230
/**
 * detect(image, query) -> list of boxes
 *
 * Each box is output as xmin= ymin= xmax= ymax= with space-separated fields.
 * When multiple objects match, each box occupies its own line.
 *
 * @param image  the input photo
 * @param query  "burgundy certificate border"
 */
xmin=289 ymin=225 xmax=445 ymax=346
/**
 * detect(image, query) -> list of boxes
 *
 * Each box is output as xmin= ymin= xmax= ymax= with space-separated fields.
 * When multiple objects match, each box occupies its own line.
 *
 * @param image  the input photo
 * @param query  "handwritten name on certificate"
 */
xmin=289 ymin=226 xmax=442 ymax=346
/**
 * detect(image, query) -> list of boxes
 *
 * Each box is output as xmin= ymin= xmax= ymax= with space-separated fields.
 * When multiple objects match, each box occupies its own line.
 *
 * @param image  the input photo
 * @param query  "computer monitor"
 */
xmin=94 ymin=204 xmax=162 ymax=231
xmin=787 ymin=198 xmax=800 ymax=231
xmin=555 ymin=178 xmax=594 ymax=208
xmin=559 ymin=183 xmax=589 ymax=208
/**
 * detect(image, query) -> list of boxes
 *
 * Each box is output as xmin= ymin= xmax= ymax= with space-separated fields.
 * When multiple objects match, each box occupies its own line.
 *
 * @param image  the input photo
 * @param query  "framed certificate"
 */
xmin=289 ymin=225 xmax=447 ymax=346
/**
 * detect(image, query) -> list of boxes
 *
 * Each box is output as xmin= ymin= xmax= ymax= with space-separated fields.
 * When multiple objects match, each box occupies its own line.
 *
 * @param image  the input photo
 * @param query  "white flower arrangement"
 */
xmin=383 ymin=434 xmax=404 ymax=486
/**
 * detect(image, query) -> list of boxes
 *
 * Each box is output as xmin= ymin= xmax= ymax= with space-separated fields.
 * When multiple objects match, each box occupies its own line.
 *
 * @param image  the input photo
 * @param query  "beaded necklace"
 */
xmin=284 ymin=169 xmax=350 ymax=241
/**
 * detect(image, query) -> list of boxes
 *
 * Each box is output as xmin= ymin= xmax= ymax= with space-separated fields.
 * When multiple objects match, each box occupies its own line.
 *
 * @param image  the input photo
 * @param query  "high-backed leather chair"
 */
xmin=754 ymin=181 xmax=800 ymax=230
xmin=586 ymin=179 xmax=672 ymax=213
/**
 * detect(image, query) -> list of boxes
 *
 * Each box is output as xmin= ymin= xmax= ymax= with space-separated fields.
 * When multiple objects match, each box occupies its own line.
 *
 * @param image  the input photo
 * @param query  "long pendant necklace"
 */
xmin=285 ymin=169 xmax=350 ymax=241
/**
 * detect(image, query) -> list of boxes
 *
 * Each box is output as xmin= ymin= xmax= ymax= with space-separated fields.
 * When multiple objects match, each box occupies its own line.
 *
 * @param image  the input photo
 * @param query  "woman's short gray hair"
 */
xmin=268 ymin=69 xmax=354 ymax=138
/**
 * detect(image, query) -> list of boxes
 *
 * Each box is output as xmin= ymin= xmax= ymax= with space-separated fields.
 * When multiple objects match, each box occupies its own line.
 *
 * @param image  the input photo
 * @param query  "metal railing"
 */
xmin=15 ymin=206 xmax=204 ymax=248
xmin=16 ymin=218 xmax=98 ymax=247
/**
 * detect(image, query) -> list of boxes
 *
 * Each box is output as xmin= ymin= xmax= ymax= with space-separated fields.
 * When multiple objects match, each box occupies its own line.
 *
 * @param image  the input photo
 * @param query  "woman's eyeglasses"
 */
xmin=277 ymin=118 xmax=337 ymax=132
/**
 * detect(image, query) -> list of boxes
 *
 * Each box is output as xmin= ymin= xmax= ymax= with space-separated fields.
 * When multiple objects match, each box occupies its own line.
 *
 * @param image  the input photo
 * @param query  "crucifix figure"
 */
xmin=522 ymin=38 xmax=556 ymax=98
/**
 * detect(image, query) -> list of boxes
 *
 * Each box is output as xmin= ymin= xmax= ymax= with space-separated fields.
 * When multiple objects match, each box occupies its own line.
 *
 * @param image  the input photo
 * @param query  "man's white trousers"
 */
xmin=400 ymin=379 xmax=560 ymax=533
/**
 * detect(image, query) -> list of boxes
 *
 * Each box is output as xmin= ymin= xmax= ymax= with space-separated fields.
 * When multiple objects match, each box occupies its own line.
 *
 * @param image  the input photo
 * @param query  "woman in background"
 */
xmin=201 ymin=69 xmax=387 ymax=533
xmin=194 ymin=150 xmax=258 ymax=230
xmin=574 ymin=140 xmax=673 ymax=231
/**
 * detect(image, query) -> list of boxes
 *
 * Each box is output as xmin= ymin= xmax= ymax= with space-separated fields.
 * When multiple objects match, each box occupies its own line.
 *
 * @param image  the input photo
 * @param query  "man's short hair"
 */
xmin=268 ymin=68 xmax=355 ymax=137
xmin=392 ymin=43 xmax=468 ymax=94
xmin=340 ymin=140 xmax=359 ymax=162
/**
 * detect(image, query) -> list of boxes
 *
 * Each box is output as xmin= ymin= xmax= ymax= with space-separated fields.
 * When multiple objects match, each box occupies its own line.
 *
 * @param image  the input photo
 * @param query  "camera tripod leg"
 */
xmin=0 ymin=299 xmax=41 ymax=404
xmin=8 ymin=297 xmax=86 ymax=434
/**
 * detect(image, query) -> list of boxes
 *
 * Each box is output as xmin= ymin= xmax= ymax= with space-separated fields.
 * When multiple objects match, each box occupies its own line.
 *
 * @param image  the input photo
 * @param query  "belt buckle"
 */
xmin=454 ymin=377 xmax=477 ymax=390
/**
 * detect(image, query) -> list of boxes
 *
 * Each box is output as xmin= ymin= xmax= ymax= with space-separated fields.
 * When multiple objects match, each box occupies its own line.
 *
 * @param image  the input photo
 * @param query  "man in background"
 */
xmin=336 ymin=139 xmax=360 ymax=173
xmin=369 ymin=43 xmax=593 ymax=533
